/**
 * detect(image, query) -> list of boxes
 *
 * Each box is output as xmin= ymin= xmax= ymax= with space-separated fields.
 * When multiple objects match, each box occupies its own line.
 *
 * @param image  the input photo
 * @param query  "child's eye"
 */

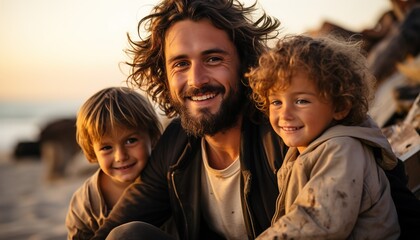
xmin=126 ymin=138 xmax=138 ymax=145
xmin=296 ymin=99 xmax=309 ymax=104
xmin=270 ymin=100 xmax=282 ymax=106
xmin=100 ymin=145 xmax=112 ymax=151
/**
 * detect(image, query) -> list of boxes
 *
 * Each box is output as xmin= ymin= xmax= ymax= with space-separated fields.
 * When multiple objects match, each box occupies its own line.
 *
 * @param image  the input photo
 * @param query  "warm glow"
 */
xmin=0 ymin=0 xmax=390 ymax=102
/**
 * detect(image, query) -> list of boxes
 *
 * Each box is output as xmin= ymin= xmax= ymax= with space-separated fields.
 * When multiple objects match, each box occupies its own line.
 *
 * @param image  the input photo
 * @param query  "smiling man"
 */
xmin=165 ymin=19 xmax=245 ymax=138
xmin=89 ymin=1 xmax=420 ymax=240
xmin=90 ymin=0 xmax=285 ymax=239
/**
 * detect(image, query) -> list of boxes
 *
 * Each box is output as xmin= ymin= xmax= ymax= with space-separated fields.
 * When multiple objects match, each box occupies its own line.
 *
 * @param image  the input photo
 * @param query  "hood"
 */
xmin=303 ymin=117 xmax=398 ymax=170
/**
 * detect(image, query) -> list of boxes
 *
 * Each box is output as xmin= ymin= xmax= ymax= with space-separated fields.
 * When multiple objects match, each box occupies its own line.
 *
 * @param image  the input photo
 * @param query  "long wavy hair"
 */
xmin=125 ymin=0 xmax=280 ymax=118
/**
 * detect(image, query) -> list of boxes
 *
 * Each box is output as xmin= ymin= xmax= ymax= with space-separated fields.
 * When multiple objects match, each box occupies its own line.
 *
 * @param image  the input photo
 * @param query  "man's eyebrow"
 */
xmin=202 ymin=48 xmax=229 ymax=55
xmin=167 ymin=54 xmax=188 ymax=64
xmin=166 ymin=48 xmax=229 ymax=64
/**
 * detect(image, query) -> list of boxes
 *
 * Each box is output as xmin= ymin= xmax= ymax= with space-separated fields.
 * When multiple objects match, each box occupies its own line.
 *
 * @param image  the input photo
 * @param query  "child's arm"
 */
xmin=257 ymin=137 xmax=398 ymax=239
xmin=89 ymin=159 xmax=172 ymax=240
xmin=65 ymin=171 xmax=105 ymax=240
xmin=66 ymin=208 xmax=94 ymax=239
xmin=65 ymin=190 xmax=95 ymax=240
xmin=91 ymin=120 xmax=185 ymax=239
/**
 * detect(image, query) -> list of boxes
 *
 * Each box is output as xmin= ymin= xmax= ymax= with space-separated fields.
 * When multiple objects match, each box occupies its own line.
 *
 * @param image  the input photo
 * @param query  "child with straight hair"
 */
xmin=65 ymin=87 xmax=162 ymax=239
xmin=247 ymin=35 xmax=400 ymax=239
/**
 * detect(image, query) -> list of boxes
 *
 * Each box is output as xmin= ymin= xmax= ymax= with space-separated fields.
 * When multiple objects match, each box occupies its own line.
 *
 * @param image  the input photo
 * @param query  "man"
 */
xmin=92 ymin=0 xmax=419 ymax=239
xmin=92 ymin=0 xmax=284 ymax=239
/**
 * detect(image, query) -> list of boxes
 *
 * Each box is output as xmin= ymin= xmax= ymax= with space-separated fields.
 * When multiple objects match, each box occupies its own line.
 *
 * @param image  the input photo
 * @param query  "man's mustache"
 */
xmin=181 ymin=85 xmax=225 ymax=98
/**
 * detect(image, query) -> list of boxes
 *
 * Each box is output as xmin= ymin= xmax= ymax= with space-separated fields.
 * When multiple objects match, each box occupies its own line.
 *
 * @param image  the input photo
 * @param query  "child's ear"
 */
xmin=333 ymin=100 xmax=351 ymax=121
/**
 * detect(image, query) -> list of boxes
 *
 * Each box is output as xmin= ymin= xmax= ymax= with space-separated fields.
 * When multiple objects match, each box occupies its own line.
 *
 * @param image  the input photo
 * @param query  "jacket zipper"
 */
xmin=171 ymin=171 xmax=189 ymax=240
xmin=243 ymin=173 xmax=256 ymax=239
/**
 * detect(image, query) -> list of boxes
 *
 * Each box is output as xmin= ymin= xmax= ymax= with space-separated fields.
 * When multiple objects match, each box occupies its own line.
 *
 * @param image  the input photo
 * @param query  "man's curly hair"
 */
xmin=125 ymin=0 xmax=280 ymax=118
xmin=247 ymin=35 xmax=376 ymax=126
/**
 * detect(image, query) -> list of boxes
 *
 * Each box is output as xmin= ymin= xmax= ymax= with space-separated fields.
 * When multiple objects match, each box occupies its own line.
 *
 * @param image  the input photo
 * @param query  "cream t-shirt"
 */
xmin=200 ymin=139 xmax=248 ymax=240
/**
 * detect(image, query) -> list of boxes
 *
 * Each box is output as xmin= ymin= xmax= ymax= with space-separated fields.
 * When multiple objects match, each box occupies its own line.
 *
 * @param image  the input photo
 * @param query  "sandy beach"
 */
xmin=0 ymin=151 xmax=95 ymax=240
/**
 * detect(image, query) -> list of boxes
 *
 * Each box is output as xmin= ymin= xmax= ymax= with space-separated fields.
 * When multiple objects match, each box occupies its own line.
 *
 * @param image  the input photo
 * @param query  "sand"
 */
xmin=0 ymin=151 xmax=95 ymax=240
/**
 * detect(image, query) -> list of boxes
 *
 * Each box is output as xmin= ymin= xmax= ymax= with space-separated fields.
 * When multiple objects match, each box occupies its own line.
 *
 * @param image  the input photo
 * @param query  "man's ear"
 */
xmin=333 ymin=100 xmax=351 ymax=121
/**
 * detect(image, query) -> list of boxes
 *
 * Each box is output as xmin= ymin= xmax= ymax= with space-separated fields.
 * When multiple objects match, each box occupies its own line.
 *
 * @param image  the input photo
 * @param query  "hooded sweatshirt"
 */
xmin=258 ymin=117 xmax=400 ymax=240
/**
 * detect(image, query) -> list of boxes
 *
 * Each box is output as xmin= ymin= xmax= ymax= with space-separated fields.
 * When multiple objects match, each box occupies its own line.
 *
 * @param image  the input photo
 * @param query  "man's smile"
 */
xmin=190 ymin=93 xmax=217 ymax=101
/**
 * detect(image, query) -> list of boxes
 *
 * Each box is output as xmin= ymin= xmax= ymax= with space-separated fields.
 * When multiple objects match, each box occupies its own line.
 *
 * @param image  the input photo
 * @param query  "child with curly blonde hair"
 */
xmin=247 ymin=35 xmax=400 ymax=239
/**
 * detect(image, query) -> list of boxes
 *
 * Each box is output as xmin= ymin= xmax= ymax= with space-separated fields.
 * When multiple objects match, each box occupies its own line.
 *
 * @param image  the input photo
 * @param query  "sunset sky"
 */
xmin=0 ymin=0 xmax=391 ymax=102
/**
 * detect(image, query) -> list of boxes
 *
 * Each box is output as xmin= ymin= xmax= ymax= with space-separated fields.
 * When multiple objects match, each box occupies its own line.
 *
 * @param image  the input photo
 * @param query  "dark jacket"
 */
xmin=92 ymin=116 xmax=287 ymax=240
xmin=91 ymin=116 xmax=420 ymax=240
xmin=385 ymin=157 xmax=420 ymax=240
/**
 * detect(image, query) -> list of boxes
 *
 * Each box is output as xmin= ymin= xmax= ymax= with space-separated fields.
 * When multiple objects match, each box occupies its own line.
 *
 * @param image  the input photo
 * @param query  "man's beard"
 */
xmin=171 ymin=85 xmax=245 ymax=137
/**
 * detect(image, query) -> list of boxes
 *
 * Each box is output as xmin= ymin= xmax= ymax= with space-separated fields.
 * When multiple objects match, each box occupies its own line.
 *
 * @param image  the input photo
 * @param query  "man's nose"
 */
xmin=188 ymin=62 xmax=209 ymax=87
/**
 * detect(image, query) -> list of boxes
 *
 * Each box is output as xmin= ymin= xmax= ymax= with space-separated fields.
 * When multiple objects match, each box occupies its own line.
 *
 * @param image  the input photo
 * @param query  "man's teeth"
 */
xmin=191 ymin=93 xmax=216 ymax=101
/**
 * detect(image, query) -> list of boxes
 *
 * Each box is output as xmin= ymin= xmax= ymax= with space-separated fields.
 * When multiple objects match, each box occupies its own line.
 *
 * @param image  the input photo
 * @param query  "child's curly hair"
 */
xmin=246 ymin=35 xmax=376 ymax=126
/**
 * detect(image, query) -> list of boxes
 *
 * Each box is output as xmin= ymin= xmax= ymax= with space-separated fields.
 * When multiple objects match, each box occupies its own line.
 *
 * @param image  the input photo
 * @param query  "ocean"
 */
xmin=0 ymin=100 xmax=83 ymax=154
xmin=0 ymin=101 xmax=91 ymax=240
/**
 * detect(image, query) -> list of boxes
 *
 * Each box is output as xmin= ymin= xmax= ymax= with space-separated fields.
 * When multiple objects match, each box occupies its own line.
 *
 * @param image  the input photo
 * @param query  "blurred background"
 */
xmin=4 ymin=0 xmax=420 ymax=239
xmin=0 ymin=0 xmax=391 ymax=153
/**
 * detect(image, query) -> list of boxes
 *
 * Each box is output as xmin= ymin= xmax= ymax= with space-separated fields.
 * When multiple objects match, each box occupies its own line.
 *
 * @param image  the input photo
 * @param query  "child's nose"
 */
xmin=280 ymin=103 xmax=294 ymax=120
xmin=115 ymin=148 xmax=128 ymax=162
